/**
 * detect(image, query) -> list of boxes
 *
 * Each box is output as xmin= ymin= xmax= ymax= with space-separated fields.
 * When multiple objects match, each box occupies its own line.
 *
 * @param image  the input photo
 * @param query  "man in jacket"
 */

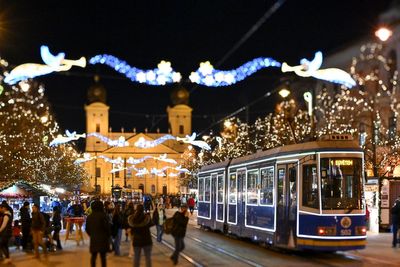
xmin=391 ymin=196 xmax=400 ymax=247
xmin=170 ymin=204 xmax=189 ymax=265
xmin=31 ymin=204 xmax=46 ymax=258
xmin=0 ymin=204 xmax=13 ymax=264
xmin=20 ymin=201 xmax=31 ymax=251
xmin=86 ymin=200 xmax=111 ymax=267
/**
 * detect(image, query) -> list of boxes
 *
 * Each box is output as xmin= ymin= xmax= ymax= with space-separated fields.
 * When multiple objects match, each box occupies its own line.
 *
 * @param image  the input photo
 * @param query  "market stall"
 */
xmin=0 ymin=180 xmax=54 ymax=218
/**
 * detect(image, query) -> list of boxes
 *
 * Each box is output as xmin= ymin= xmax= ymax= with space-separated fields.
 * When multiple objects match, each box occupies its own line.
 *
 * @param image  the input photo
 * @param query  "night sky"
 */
xmin=0 ymin=0 xmax=393 ymax=138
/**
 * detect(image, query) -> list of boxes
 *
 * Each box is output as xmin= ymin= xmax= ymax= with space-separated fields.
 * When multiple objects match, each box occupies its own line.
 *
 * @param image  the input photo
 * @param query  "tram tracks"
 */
xmin=151 ymin=231 xmax=263 ymax=267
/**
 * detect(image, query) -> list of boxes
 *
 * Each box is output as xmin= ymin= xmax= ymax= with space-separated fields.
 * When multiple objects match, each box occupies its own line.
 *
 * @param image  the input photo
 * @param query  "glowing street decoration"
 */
xmin=189 ymin=58 xmax=281 ymax=87
xmin=176 ymin=132 xmax=211 ymax=150
xmin=134 ymin=135 xmax=176 ymax=149
xmin=89 ymin=55 xmax=181 ymax=85
xmin=129 ymin=167 xmax=149 ymax=177
xmin=127 ymin=156 xmax=153 ymax=165
xmin=49 ymin=130 xmax=86 ymax=146
xmin=281 ymin=51 xmax=356 ymax=88
xmin=4 ymin=45 xmax=86 ymax=85
xmin=150 ymin=168 xmax=166 ymax=177
xmin=87 ymin=133 xmax=129 ymax=147
xmin=74 ymin=153 xmax=96 ymax=164
xmin=98 ymin=155 xmax=124 ymax=165
xmin=153 ymin=154 xmax=177 ymax=164
xmin=110 ymin=166 xmax=126 ymax=173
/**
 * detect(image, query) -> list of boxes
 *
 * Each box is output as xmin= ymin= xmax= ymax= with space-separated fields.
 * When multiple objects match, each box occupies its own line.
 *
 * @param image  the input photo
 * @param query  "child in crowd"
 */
xmin=13 ymin=220 xmax=22 ymax=250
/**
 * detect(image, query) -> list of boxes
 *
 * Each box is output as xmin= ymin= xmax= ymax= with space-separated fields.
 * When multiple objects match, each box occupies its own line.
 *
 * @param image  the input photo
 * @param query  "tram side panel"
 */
xmin=197 ymin=170 xmax=226 ymax=232
xmin=226 ymin=165 xmax=276 ymax=244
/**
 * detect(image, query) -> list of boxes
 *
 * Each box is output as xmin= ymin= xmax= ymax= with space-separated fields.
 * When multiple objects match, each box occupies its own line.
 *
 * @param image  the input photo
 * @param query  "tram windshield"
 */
xmin=320 ymin=157 xmax=362 ymax=211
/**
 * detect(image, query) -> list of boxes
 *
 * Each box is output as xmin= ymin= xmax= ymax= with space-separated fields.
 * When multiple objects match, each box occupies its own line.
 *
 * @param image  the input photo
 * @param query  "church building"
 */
xmin=83 ymin=77 xmax=192 ymax=196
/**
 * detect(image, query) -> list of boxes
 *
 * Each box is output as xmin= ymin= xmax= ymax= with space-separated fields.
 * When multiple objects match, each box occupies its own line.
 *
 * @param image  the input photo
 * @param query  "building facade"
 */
xmin=83 ymin=79 xmax=192 ymax=196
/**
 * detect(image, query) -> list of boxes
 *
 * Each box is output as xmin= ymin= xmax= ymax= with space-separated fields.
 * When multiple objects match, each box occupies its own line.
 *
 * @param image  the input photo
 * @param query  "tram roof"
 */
xmin=200 ymin=140 xmax=362 ymax=172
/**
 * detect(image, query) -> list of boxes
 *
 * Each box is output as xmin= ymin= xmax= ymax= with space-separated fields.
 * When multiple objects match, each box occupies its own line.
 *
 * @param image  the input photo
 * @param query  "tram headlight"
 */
xmin=355 ymin=226 xmax=367 ymax=235
xmin=317 ymin=226 xmax=336 ymax=236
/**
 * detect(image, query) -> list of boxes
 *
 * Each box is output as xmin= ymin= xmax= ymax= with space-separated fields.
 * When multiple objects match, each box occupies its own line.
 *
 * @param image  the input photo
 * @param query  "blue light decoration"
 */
xmin=189 ymin=58 xmax=281 ymax=87
xmin=89 ymin=55 xmax=182 ymax=85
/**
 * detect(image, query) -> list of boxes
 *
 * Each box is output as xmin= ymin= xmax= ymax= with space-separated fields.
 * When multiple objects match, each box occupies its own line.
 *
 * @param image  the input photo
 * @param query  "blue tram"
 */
xmin=197 ymin=136 xmax=367 ymax=251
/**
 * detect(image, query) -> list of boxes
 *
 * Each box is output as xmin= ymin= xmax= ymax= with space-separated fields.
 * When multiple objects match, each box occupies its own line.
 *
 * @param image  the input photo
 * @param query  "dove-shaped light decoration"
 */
xmin=174 ymin=165 xmax=191 ymax=174
xmin=87 ymin=133 xmax=129 ymax=147
xmin=74 ymin=153 xmax=96 ymax=164
xmin=49 ymin=130 xmax=86 ymax=147
xmin=281 ymin=51 xmax=356 ymax=88
xmin=5 ymin=45 xmax=86 ymax=85
xmin=176 ymin=132 xmax=211 ymax=150
xmin=133 ymin=167 xmax=149 ymax=177
xmin=134 ymin=135 xmax=176 ymax=149
xmin=153 ymin=154 xmax=177 ymax=164
xmin=150 ymin=168 xmax=166 ymax=177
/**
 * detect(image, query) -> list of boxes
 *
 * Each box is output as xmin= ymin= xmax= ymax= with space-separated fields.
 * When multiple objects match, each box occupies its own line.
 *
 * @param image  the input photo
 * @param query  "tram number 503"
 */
xmin=340 ymin=229 xmax=352 ymax=236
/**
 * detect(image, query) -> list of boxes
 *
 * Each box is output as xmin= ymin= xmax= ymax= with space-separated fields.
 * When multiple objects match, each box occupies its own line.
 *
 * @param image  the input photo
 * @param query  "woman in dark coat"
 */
xmin=128 ymin=204 xmax=154 ymax=267
xmin=52 ymin=206 xmax=62 ymax=250
xmin=86 ymin=200 xmax=111 ymax=267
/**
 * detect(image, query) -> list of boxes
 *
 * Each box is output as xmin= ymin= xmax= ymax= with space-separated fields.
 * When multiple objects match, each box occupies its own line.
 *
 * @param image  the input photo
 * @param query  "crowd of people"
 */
xmin=0 ymin=194 xmax=196 ymax=266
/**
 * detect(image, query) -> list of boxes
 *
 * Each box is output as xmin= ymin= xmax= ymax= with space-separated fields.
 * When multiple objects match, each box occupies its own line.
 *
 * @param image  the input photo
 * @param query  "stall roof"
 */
xmin=0 ymin=180 xmax=53 ymax=198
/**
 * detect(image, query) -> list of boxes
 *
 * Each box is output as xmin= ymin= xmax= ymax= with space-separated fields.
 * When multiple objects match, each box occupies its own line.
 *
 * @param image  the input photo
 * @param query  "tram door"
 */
xmin=237 ymin=169 xmax=246 ymax=233
xmin=211 ymin=174 xmax=217 ymax=228
xmin=276 ymin=163 xmax=297 ymax=247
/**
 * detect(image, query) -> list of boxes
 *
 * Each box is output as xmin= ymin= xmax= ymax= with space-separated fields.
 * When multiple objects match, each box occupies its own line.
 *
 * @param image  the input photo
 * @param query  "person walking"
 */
xmin=19 ymin=201 xmax=31 ymax=251
xmin=31 ymin=204 xmax=47 ymax=259
xmin=128 ymin=204 xmax=154 ymax=267
xmin=391 ymin=196 xmax=400 ymax=247
xmin=123 ymin=201 xmax=135 ymax=258
xmin=86 ymin=200 xmax=111 ymax=267
xmin=187 ymin=196 xmax=195 ymax=215
xmin=170 ymin=204 xmax=189 ymax=265
xmin=111 ymin=203 xmax=123 ymax=256
xmin=152 ymin=203 xmax=166 ymax=242
xmin=0 ymin=203 xmax=13 ymax=264
xmin=52 ymin=206 xmax=63 ymax=250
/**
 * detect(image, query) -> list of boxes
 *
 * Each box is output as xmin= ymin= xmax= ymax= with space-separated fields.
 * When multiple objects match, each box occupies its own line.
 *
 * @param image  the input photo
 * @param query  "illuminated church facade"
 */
xmin=83 ymin=77 xmax=192 ymax=195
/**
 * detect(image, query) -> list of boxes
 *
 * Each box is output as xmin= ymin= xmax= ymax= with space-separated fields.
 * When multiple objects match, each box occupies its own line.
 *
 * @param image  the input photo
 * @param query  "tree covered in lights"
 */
xmin=315 ymin=42 xmax=400 ymax=178
xmin=186 ymin=101 xmax=310 ymax=172
xmin=0 ymin=63 xmax=87 ymax=188
xmin=180 ymin=145 xmax=201 ymax=189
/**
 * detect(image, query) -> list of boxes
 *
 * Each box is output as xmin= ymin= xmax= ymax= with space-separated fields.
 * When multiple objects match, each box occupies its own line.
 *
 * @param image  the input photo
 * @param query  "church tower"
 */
xmin=85 ymin=76 xmax=109 ymax=151
xmin=167 ymin=85 xmax=192 ymax=137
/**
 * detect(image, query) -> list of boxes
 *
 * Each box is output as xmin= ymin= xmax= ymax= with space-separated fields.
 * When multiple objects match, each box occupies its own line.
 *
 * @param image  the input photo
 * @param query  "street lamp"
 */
xmin=303 ymin=91 xmax=315 ymax=139
xmin=375 ymin=26 xmax=393 ymax=42
xmin=279 ymin=88 xmax=291 ymax=98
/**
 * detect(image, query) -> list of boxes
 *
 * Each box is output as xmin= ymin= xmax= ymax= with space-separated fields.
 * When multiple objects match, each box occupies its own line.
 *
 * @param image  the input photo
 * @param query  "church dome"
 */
xmin=87 ymin=75 xmax=106 ymax=104
xmin=171 ymin=84 xmax=189 ymax=106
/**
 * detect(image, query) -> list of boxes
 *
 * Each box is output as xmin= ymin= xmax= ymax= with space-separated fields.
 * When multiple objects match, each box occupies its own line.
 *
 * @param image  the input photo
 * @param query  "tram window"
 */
xmin=199 ymin=178 xmax=204 ymax=202
xmin=247 ymin=170 xmax=258 ymax=205
xmin=302 ymin=164 xmax=319 ymax=209
xmin=229 ymin=173 xmax=237 ymax=204
xmin=320 ymin=158 xmax=362 ymax=210
xmin=260 ymin=168 xmax=274 ymax=205
xmin=205 ymin=177 xmax=211 ymax=202
xmin=217 ymin=174 xmax=224 ymax=203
